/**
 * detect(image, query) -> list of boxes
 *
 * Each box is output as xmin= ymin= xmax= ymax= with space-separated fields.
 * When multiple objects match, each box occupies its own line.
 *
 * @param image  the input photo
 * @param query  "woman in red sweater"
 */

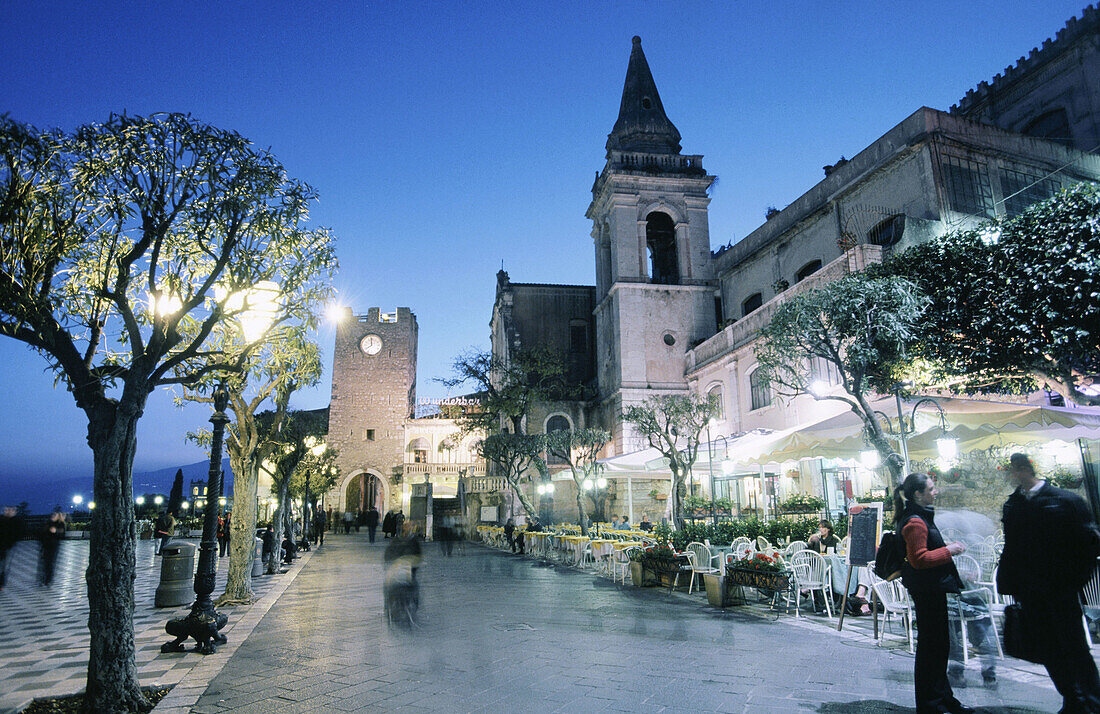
xmin=893 ymin=473 xmax=971 ymax=714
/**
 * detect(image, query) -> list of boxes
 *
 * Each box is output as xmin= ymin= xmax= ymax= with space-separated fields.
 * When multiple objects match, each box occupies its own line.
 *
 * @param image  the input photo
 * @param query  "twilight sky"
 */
xmin=0 ymin=0 xmax=1089 ymax=493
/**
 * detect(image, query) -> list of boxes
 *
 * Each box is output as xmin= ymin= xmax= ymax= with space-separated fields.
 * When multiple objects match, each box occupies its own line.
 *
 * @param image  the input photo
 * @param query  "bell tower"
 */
xmin=588 ymin=36 xmax=717 ymax=451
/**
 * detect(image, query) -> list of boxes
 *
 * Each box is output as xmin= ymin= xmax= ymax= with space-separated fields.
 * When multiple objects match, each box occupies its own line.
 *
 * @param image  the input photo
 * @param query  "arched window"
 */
xmin=706 ymin=384 xmax=724 ymax=420
xmin=795 ymin=260 xmax=822 ymax=283
xmin=646 ymin=212 xmax=679 ymax=285
xmin=1022 ymin=108 xmax=1071 ymax=146
xmin=741 ymin=292 xmax=763 ymax=318
xmin=545 ymin=414 xmax=571 ymax=465
xmin=749 ymin=369 xmax=772 ymax=411
xmin=867 ymin=215 xmax=905 ymax=248
xmin=406 ymin=437 xmax=430 ymax=464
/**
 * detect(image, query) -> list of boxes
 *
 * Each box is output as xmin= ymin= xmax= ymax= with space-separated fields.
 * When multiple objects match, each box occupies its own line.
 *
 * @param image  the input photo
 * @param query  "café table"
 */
xmin=588 ymin=539 xmax=617 ymax=573
xmin=560 ymin=535 xmax=591 ymax=566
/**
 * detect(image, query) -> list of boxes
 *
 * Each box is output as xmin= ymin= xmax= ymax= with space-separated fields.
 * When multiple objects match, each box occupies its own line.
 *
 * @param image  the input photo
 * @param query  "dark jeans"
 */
xmin=218 ymin=538 xmax=229 ymax=557
xmin=368 ymin=525 xmax=377 ymax=543
xmin=1025 ymin=594 xmax=1100 ymax=713
xmin=911 ymin=589 xmax=958 ymax=713
xmin=38 ymin=542 xmax=59 ymax=586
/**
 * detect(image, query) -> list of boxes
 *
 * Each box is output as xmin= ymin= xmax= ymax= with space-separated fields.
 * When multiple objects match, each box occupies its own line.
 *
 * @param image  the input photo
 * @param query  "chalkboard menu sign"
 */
xmin=847 ymin=505 xmax=881 ymax=566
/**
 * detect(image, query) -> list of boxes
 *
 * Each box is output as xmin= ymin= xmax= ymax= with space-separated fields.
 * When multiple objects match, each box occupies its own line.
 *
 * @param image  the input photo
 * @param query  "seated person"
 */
xmin=638 ymin=513 xmax=653 ymax=532
xmin=525 ymin=517 xmax=543 ymax=532
xmin=806 ymin=520 xmax=840 ymax=553
xmin=614 ymin=515 xmax=630 ymax=530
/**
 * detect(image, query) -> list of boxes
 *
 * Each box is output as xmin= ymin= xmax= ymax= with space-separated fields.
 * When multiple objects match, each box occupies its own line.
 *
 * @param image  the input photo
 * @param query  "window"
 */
xmin=646 ymin=212 xmax=679 ymax=285
xmin=867 ymin=214 xmax=905 ymax=248
xmin=1023 ymin=108 xmax=1071 ymax=146
xmin=944 ymin=155 xmax=994 ymax=218
xmin=569 ymin=320 xmax=588 ymax=353
xmin=999 ymin=166 xmax=1061 ymax=217
xmin=407 ymin=437 xmax=430 ymax=464
xmin=741 ymin=292 xmax=763 ymax=318
xmin=810 ymin=356 xmax=841 ymax=386
xmin=545 ymin=415 xmax=571 ymax=465
xmin=749 ymin=369 xmax=772 ymax=410
xmin=795 ymin=260 xmax=822 ymax=283
xmin=365 ymin=429 xmax=375 ymax=441
xmin=707 ymin=384 xmax=724 ymax=420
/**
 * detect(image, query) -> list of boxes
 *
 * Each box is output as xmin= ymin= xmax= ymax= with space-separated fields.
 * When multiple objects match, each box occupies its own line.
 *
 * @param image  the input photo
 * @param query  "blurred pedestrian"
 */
xmin=313 ymin=509 xmax=326 ymax=546
xmin=354 ymin=509 xmax=362 ymax=533
xmin=1 ymin=505 xmax=24 ymax=589
xmin=504 ymin=517 xmax=517 ymax=553
xmin=440 ymin=513 xmax=455 ymax=556
xmin=261 ymin=524 xmax=276 ymax=569
xmin=343 ymin=509 xmax=353 ymax=534
xmin=998 ymin=452 xmax=1100 ymax=713
xmin=38 ymin=510 xmax=66 ymax=586
xmin=366 ymin=505 xmax=380 ymax=543
xmin=217 ymin=511 xmax=231 ymax=557
xmin=394 ymin=511 xmax=405 ymax=536
xmin=382 ymin=510 xmax=395 ymax=539
xmin=154 ymin=510 xmax=175 ymax=555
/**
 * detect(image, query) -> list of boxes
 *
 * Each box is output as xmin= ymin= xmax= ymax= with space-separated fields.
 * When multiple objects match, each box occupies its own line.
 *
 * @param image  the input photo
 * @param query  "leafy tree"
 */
xmin=545 ymin=428 xmax=611 ymax=536
xmin=182 ymin=326 xmax=331 ymax=604
xmin=875 ymin=182 xmax=1100 ymax=406
xmin=0 ymin=114 xmax=332 ymax=712
xmin=623 ymin=394 xmax=719 ymax=528
xmin=477 ymin=432 xmax=545 ymax=518
xmin=261 ymin=407 xmax=331 ymax=574
xmin=439 ymin=347 xmax=575 ymax=435
xmin=754 ymin=274 xmax=929 ymax=482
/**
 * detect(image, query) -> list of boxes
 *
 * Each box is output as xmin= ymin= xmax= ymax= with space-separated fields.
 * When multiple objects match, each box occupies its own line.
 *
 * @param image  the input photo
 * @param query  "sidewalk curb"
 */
xmin=150 ymin=549 xmax=316 ymax=714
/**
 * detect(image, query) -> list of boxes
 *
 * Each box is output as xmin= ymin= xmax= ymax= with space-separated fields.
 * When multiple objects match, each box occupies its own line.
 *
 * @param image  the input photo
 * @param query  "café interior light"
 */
xmin=860 ymin=449 xmax=881 ymax=468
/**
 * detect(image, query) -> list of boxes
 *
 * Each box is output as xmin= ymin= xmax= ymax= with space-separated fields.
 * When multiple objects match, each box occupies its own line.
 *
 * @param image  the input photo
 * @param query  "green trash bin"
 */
xmin=155 ymin=541 xmax=195 ymax=607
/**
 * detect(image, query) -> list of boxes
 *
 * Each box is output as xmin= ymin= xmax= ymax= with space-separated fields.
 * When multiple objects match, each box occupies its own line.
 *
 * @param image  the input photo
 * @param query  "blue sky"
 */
xmin=0 ymin=0 xmax=1090 ymax=494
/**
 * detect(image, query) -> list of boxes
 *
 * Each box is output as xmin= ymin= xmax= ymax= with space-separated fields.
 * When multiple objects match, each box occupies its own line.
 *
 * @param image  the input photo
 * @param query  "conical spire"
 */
xmin=606 ymin=36 xmax=682 ymax=155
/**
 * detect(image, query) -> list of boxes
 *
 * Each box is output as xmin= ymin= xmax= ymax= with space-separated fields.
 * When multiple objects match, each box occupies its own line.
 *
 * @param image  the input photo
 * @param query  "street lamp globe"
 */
xmin=135 ymin=496 xmax=145 ymax=506
xmin=72 ymin=495 xmax=83 ymax=507
xmin=154 ymin=495 xmax=164 ymax=506
xmin=218 ymin=497 xmax=227 ymax=506
xmin=181 ymin=501 xmax=189 ymax=510
xmin=596 ymin=477 xmax=608 ymax=489
xmin=88 ymin=501 xmax=95 ymax=510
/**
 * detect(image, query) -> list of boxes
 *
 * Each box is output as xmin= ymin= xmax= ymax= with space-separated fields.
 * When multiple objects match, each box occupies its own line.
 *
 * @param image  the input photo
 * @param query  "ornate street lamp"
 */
xmin=162 ymin=382 xmax=230 ymax=654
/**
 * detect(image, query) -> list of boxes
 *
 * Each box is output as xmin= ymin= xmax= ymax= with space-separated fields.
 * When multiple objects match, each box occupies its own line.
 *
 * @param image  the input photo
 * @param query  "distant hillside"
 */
xmin=1 ymin=458 xmax=234 ymax=515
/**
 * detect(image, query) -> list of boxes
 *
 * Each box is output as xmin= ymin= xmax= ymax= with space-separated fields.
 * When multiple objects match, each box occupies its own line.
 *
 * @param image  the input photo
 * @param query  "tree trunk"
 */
xmin=218 ymin=459 xmax=259 ymax=605
xmin=669 ymin=466 xmax=685 ymax=530
xmin=574 ymin=483 xmax=589 ymax=537
xmin=267 ymin=479 xmax=290 ymax=574
xmin=82 ymin=401 xmax=147 ymax=713
xmin=852 ymin=392 xmax=905 ymax=483
xmin=505 ymin=475 xmax=538 ymax=521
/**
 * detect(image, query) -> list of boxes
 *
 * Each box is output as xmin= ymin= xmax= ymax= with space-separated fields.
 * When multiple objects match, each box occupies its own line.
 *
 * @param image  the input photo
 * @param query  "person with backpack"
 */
xmin=894 ymin=472 xmax=972 ymax=714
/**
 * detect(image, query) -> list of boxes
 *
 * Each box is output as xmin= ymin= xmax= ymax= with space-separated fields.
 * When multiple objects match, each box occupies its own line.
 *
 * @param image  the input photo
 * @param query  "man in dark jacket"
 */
xmin=382 ymin=510 xmax=395 ymax=539
xmin=998 ymin=453 xmax=1100 ymax=713
xmin=261 ymin=525 xmax=276 ymax=569
xmin=366 ymin=506 xmax=380 ymax=543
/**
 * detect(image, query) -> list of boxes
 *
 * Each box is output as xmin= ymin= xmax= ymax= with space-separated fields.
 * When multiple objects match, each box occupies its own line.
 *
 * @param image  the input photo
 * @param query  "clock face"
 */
xmin=359 ymin=334 xmax=382 ymax=355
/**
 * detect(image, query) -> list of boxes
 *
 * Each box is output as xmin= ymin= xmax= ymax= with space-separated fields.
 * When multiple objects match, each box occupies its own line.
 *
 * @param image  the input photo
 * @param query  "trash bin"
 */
xmin=155 ymin=541 xmax=196 ymax=607
xmin=252 ymin=536 xmax=264 ymax=577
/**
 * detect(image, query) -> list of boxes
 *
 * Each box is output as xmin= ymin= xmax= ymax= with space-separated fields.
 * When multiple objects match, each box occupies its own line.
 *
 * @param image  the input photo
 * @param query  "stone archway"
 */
xmin=336 ymin=469 xmax=388 ymax=514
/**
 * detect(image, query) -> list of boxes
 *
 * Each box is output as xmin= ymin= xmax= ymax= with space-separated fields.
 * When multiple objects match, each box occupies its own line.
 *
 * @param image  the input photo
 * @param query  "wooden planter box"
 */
xmin=726 ymin=567 xmax=790 ymax=593
xmin=644 ymin=556 xmax=691 ymax=589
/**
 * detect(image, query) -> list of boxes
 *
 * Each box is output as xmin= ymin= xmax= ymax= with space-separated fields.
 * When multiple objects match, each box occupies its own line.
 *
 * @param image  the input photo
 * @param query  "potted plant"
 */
xmin=640 ymin=523 xmax=690 ymax=588
xmin=726 ymin=551 xmax=790 ymax=593
xmin=627 ymin=546 xmax=648 ymax=587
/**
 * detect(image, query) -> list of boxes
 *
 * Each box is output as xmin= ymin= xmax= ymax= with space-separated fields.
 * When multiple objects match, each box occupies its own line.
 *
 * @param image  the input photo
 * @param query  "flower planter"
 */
xmin=703 ymin=573 xmax=737 ymax=608
xmin=727 ymin=567 xmax=790 ymax=593
xmin=629 ymin=561 xmax=646 ymax=587
xmin=644 ymin=555 xmax=691 ymax=590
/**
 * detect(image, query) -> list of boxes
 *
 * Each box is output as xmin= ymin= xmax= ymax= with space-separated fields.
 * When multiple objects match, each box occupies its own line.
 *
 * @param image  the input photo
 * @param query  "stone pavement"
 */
xmin=0 ymin=536 xmax=312 ymax=714
xmin=180 ymin=535 xmax=1070 ymax=713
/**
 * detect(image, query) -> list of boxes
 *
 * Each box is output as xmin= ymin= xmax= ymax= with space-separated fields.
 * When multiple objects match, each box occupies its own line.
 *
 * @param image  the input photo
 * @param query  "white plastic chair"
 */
xmin=756 ymin=536 xmax=772 ymax=552
xmin=790 ymin=550 xmax=834 ymax=618
xmin=785 ymin=540 xmax=808 ymax=556
xmin=686 ymin=542 xmax=718 ymax=594
xmin=613 ymin=546 xmax=639 ymax=585
xmin=733 ymin=541 xmax=755 ymax=561
xmin=872 ymin=579 xmax=914 ymax=653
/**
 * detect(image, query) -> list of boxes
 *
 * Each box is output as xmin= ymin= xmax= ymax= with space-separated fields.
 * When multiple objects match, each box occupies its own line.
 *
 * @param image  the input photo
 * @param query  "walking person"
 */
xmin=894 ymin=473 xmax=973 ymax=714
xmin=0 ymin=505 xmax=24 ymax=590
xmin=217 ymin=511 xmax=231 ymax=557
xmin=394 ymin=511 xmax=405 ymax=537
xmin=382 ymin=510 xmax=395 ymax=539
xmin=154 ymin=509 xmax=175 ymax=556
xmin=998 ymin=452 xmax=1100 ymax=713
xmin=343 ymin=509 xmax=353 ymax=535
xmin=366 ymin=505 xmax=380 ymax=543
xmin=37 ymin=510 xmax=66 ymax=586
xmin=313 ymin=509 xmax=326 ymax=546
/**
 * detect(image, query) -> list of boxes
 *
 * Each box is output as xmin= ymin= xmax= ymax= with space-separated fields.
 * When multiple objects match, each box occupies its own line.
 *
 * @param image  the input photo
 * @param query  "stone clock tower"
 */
xmin=588 ymin=36 xmax=717 ymax=451
xmin=326 ymin=307 xmax=418 ymax=514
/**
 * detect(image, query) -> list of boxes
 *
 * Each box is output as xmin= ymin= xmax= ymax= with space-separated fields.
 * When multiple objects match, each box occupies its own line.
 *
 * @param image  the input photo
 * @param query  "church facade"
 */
xmin=489 ymin=8 xmax=1100 ymax=521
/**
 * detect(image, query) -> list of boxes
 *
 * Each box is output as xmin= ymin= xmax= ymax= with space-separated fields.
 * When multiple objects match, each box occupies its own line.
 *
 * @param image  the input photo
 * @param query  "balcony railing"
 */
xmin=403 ymin=462 xmax=485 ymax=477
xmin=468 ymin=476 xmax=507 ymax=493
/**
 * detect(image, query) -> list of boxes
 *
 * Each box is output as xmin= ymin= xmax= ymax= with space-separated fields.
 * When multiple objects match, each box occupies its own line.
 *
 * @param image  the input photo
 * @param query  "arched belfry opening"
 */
xmin=646 ymin=211 xmax=679 ymax=284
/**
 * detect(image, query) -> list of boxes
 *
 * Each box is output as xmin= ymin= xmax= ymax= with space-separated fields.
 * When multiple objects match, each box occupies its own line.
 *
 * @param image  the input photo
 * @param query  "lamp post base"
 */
xmin=161 ymin=601 xmax=228 ymax=655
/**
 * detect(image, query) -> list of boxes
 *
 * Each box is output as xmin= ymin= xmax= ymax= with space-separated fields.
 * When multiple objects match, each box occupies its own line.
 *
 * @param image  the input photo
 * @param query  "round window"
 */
xmin=663 ymin=333 xmax=676 ymax=346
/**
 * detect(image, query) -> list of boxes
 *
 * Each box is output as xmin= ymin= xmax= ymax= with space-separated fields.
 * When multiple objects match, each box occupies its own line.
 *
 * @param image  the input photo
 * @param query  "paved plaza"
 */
xmin=0 ymin=532 xmax=1090 ymax=713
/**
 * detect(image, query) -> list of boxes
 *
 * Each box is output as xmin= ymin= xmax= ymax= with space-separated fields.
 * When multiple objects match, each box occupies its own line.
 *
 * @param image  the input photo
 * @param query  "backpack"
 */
xmin=874 ymin=530 xmax=906 ymax=581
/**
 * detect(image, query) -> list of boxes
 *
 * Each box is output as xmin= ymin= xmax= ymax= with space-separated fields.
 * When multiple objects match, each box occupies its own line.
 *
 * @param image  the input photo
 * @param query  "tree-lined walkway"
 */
xmin=185 ymin=535 xmax=1064 ymax=713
